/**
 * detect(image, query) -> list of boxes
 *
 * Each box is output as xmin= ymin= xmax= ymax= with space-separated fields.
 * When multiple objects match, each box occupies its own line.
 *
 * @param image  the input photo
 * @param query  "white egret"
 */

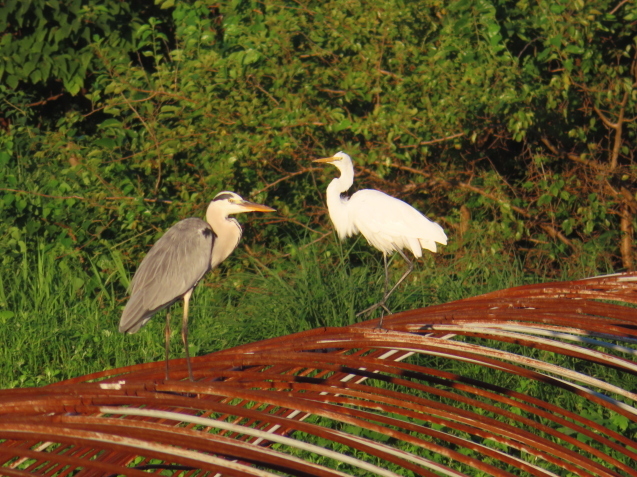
xmin=119 ymin=191 xmax=275 ymax=380
xmin=313 ymin=152 xmax=447 ymax=325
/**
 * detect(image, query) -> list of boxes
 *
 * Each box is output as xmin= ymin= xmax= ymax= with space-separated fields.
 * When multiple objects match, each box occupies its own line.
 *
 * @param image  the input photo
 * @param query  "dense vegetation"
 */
xmin=1 ymin=0 xmax=636 ymax=388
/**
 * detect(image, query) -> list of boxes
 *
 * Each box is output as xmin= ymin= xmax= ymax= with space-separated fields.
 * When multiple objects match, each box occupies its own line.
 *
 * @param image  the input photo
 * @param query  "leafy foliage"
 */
xmin=0 ymin=0 xmax=634 ymax=309
xmin=0 ymin=0 xmax=150 ymax=95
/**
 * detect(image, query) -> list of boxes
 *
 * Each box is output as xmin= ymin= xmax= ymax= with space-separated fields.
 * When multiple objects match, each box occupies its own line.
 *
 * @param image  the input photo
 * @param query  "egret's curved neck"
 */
xmin=333 ymin=160 xmax=354 ymax=193
xmin=206 ymin=207 xmax=242 ymax=269
xmin=325 ymin=161 xmax=354 ymax=239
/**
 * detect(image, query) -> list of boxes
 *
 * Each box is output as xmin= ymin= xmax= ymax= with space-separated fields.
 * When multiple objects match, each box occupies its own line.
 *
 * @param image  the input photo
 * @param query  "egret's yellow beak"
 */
xmin=239 ymin=201 xmax=276 ymax=213
xmin=313 ymin=156 xmax=338 ymax=163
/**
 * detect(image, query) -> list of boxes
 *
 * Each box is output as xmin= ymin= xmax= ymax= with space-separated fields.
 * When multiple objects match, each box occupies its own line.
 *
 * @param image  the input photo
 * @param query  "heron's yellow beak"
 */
xmin=239 ymin=200 xmax=276 ymax=213
xmin=313 ymin=156 xmax=337 ymax=164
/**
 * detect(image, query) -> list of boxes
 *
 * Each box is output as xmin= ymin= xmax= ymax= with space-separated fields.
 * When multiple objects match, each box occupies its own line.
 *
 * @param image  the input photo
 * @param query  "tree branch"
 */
xmin=399 ymin=132 xmax=465 ymax=149
xmin=382 ymin=162 xmax=575 ymax=249
xmin=610 ymin=0 xmax=630 ymax=15
xmin=620 ymin=204 xmax=634 ymax=270
xmin=27 ymin=93 xmax=65 ymax=108
xmin=540 ymin=136 xmax=604 ymax=170
xmin=577 ymin=46 xmax=634 ymax=170
xmin=0 ymin=188 xmax=174 ymax=206
xmin=609 ymin=91 xmax=629 ymax=169
xmin=592 ymin=103 xmax=618 ymax=129
xmin=459 ymin=182 xmax=574 ymax=249
xmin=458 ymin=182 xmax=529 ymax=217
xmin=250 ymin=168 xmax=311 ymax=196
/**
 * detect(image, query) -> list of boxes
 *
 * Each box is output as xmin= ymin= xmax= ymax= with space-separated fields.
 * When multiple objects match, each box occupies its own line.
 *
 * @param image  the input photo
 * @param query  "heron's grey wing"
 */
xmin=119 ymin=218 xmax=215 ymax=334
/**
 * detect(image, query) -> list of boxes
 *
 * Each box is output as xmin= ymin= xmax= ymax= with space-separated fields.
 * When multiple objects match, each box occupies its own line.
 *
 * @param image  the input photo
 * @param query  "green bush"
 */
xmin=1 ymin=0 xmax=635 ymax=279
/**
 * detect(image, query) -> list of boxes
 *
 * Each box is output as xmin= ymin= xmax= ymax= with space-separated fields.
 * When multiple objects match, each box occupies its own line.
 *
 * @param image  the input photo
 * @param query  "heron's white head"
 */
xmin=208 ymin=191 xmax=275 ymax=217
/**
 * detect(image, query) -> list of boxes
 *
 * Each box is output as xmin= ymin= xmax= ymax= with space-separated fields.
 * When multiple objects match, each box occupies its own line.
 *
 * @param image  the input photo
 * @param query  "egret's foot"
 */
xmin=356 ymin=301 xmax=392 ymax=328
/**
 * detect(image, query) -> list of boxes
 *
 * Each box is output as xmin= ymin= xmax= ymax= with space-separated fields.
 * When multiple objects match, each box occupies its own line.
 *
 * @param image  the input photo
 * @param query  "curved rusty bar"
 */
xmin=2 ymin=272 xmax=637 ymax=476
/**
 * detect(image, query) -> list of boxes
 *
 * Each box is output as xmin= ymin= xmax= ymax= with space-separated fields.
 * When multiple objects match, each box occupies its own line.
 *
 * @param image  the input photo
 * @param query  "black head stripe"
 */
xmin=213 ymin=193 xmax=235 ymax=202
xmin=201 ymin=227 xmax=213 ymax=238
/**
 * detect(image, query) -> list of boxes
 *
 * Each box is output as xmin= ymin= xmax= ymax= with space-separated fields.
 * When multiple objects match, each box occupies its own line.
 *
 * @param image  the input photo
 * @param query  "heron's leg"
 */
xmin=164 ymin=311 xmax=171 ymax=380
xmin=181 ymin=288 xmax=194 ymax=381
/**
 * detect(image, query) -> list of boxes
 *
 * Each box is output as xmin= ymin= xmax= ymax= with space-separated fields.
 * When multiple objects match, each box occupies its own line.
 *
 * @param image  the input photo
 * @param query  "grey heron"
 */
xmin=119 ymin=191 xmax=275 ymax=380
xmin=313 ymin=151 xmax=447 ymax=325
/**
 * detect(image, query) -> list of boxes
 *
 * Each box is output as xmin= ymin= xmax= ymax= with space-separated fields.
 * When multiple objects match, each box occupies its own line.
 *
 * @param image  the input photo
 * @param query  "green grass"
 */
xmin=0 ymin=232 xmax=615 ymax=389
xmin=3 ymin=233 xmax=634 ymax=476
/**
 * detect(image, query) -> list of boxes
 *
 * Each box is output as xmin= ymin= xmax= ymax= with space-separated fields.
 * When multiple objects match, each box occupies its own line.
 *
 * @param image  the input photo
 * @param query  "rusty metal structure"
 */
xmin=2 ymin=272 xmax=637 ymax=476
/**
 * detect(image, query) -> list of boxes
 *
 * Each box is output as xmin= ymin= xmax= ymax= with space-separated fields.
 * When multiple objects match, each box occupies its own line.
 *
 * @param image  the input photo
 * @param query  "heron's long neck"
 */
xmin=326 ymin=165 xmax=354 ymax=239
xmin=206 ymin=209 xmax=242 ymax=269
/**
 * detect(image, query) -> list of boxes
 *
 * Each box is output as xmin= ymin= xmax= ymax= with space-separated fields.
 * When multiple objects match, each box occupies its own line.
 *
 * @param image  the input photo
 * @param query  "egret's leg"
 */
xmin=182 ymin=288 xmax=194 ymax=381
xmin=383 ymin=254 xmax=390 ymax=298
xmin=377 ymin=253 xmax=393 ymax=326
xmin=383 ymin=248 xmax=413 ymax=303
xmin=357 ymin=300 xmax=392 ymax=317
xmin=357 ymin=250 xmax=414 ymax=327
xmin=164 ymin=311 xmax=171 ymax=380
xmin=374 ymin=249 xmax=414 ymax=327
xmin=356 ymin=253 xmax=393 ymax=322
